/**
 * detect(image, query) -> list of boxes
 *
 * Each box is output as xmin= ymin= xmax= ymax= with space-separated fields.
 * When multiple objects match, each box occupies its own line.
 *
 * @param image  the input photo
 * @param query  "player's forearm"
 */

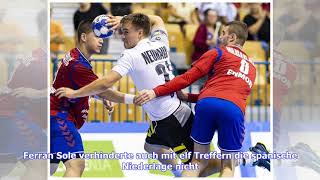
xmin=73 ymin=78 xmax=113 ymax=98
xmin=98 ymin=89 xmax=125 ymax=103
xmin=153 ymin=66 xmax=203 ymax=97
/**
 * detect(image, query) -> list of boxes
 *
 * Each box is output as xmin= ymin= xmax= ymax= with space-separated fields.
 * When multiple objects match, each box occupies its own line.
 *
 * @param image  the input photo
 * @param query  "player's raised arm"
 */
xmin=148 ymin=15 xmax=165 ymax=30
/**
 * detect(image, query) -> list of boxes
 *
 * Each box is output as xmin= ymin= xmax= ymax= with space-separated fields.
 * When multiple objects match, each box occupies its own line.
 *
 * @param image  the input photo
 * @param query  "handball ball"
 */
xmin=92 ymin=15 xmax=114 ymax=39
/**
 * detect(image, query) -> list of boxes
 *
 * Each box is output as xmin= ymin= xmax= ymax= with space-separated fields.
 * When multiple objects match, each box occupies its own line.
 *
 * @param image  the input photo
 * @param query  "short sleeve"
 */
xmin=150 ymin=27 xmax=169 ymax=47
xmin=112 ymin=52 xmax=133 ymax=77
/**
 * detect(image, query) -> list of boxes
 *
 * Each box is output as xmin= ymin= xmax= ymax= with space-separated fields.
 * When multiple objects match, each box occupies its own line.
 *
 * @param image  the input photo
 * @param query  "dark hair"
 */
xmin=226 ymin=21 xmax=248 ymax=46
xmin=120 ymin=13 xmax=150 ymax=37
xmin=77 ymin=19 xmax=94 ymax=43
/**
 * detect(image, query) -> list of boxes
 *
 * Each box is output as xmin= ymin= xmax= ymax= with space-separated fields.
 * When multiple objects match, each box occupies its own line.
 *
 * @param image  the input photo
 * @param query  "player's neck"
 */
xmin=77 ymin=46 xmax=92 ymax=60
xmin=228 ymin=43 xmax=243 ymax=50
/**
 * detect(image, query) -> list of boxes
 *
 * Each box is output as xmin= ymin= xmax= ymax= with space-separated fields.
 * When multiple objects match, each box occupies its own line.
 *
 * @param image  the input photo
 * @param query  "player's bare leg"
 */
xmin=144 ymin=142 xmax=183 ymax=176
xmin=219 ymin=152 xmax=237 ymax=177
xmin=199 ymin=158 xmax=221 ymax=177
xmin=63 ymin=158 xmax=85 ymax=177
xmin=182 ymin=142 xmax=210 ymax=177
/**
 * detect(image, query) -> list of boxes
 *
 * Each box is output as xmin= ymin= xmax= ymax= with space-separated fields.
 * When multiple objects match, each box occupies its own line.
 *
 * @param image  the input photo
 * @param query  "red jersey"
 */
xmin=50 ymin=48 xmax=98 ymax=129
xmin=273 ymin=49 xmax=297 ymax=111
xmin=154 ymin=46 xmax=256 ymax=114
xmin=0 ymin=48 xmax=47 ymax=127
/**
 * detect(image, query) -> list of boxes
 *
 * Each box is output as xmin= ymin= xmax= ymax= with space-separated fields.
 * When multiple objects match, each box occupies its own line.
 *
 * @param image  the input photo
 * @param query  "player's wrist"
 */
xmin=72 ymin=89 xmax=81 ymax=98
xmin=152 ymin=89 xmax=158 ymax=97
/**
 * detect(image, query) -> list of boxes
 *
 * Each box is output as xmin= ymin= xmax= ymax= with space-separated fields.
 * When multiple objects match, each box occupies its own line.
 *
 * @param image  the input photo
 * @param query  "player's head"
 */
xmin=119 ymin=13 xmax=150 ymax=49
xmin=219 ymin=21 xmax=248 ymax=47
xmin=204 ymin=9 xmax=218 ymax=26
xmin=77 ymin=19 xmax=103 ymax=54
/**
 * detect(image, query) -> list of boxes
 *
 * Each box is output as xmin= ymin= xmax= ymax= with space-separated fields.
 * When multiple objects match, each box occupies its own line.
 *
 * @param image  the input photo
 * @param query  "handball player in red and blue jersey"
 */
xmin=50 ymin=19 xmax=122 ymax=177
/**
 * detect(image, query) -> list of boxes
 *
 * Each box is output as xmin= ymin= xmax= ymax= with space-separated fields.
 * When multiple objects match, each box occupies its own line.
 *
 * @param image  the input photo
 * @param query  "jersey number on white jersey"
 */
xmin=155 ymin=60 xmax=174 ymax=97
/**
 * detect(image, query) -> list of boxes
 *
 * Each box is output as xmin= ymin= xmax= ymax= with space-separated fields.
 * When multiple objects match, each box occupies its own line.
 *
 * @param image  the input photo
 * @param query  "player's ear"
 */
xmin=138 ymin=29 xmax=143 ymax=38
xmin=229 ymin=33 xmax=237 ymax=44
xmin=80 ymin=33 xmax=86 ymax=43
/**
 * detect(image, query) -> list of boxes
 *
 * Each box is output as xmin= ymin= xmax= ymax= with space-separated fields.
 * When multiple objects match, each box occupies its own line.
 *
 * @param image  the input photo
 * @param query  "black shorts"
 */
xmin=145 ymin=109 xmax=194 ymax=164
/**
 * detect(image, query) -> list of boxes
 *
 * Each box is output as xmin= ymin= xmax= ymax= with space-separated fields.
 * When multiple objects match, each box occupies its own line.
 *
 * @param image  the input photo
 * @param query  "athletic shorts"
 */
xmin=50 ymin=112 xmax=83 ymax=164
xmin=191 ymin=97 xmax=245 ymax=152
xmin=145 ymin=102 xmax=194 ymax=163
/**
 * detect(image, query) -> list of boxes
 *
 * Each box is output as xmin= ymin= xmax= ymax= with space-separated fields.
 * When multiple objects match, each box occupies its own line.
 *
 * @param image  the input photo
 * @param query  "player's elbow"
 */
xmin=153 ymin=15 xmax=164 ymax=23
xmin=149 ymin=15 xmax=164 ymax=27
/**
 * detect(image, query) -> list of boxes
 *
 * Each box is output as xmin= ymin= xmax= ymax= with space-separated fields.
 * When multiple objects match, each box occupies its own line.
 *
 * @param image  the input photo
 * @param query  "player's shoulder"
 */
xmin=120 ymin=48 xmax=135 ymax=59
xmin=61 ymin=48 xmax=79 ymax=66
xmin=201 ymin=46 xmax=224 ymax=58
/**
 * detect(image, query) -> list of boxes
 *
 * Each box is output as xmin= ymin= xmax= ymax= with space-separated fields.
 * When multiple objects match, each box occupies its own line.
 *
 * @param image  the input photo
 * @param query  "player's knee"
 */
xmin=64 ymin=159 xmax=85 ymax=174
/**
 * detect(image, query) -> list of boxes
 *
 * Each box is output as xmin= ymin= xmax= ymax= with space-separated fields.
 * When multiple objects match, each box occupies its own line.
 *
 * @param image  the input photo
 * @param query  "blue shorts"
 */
xmin=50 ymin=113 xmax=83 ymax=163
xmin=191 ymin=97 xmax=245 ymax=152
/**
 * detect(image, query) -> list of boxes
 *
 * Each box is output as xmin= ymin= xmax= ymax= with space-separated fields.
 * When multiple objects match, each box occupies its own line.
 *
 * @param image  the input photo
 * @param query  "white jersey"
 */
xmin=112 ymin=28 xmax=181 ymax=121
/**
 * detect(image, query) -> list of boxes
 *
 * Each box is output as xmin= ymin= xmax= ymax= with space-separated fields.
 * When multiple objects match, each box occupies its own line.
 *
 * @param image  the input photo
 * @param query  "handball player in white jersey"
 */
xmin=56 ymin=14 xmax=194 ymax=176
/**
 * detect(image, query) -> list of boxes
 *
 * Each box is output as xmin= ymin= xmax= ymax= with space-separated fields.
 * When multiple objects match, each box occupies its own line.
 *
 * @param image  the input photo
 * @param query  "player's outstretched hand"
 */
xmin=55 ymin=87 xmax=77 ymax=99
xmin=107 ymin=15 xmax=122 ymax=31
xmin=134 ymin=89 xmax=156 ymax=105
xmin=103 ymin=99 xmax=114 ymax=114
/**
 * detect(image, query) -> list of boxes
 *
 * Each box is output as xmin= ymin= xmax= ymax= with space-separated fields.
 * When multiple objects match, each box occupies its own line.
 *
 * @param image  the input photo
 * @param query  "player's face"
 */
xmin=120 ymin=22 xmax=143 ymax=49
xmin=85 ymin=31 xmax=103 ymax=54
xmin=219 ymin=26 xmax=233 ymax=46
